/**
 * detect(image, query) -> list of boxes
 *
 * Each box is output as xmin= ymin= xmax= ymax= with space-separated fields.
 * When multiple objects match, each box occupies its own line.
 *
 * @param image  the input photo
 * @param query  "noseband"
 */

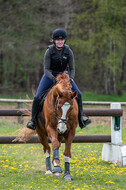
xmin=54 ymin=90 xmax=73 ymax=124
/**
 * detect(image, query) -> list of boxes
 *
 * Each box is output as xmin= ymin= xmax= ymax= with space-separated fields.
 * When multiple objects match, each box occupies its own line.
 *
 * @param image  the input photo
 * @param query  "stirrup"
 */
xmin=27 ymin=120 xmax=37 ymax=130
xmin=79 ymin=116 xmax=92 ymax=129
xmin=84 ymin=118 xmax=92 ymax=126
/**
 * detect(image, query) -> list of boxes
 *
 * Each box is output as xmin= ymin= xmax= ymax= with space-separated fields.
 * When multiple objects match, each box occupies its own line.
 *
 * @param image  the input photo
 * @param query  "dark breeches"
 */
xmin=35 ymin=73 xmax=82 ymax=100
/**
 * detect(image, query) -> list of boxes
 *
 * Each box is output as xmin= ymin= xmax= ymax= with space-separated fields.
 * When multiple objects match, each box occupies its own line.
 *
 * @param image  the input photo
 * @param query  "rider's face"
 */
xmin=54 ymin=39 xmax=65 ymax=48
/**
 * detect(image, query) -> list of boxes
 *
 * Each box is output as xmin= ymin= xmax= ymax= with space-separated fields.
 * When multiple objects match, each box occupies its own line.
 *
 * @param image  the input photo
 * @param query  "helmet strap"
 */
xmin=56 ymin=46 xmax=64 ymax=50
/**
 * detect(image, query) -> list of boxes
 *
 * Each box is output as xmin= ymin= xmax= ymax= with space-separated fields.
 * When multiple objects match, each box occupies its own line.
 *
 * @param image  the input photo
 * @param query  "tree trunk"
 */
xmin=121 ymin=54 xmax=126 ymax=82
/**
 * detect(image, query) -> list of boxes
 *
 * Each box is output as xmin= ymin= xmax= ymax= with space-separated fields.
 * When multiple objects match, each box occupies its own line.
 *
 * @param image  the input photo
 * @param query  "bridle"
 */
xmin=54 ymin=90 xmax=74 ymax=124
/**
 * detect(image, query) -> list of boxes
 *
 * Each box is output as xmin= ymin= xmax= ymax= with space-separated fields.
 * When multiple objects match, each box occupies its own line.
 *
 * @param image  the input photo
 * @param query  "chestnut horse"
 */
xmin=15 ymin=73 xmax=78 ymax=180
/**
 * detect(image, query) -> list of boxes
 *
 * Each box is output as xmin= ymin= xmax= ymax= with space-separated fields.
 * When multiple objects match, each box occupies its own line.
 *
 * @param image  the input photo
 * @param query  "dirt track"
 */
xmin=0 ymin=105 xmax=126 ymax=128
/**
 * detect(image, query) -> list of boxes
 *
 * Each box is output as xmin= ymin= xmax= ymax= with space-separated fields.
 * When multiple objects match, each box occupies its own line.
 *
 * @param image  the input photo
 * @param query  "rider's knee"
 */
xmin=34 ymin=95 xmax=39 ymax=100
xmin=77 ymin=92 xmax=82 ymax=99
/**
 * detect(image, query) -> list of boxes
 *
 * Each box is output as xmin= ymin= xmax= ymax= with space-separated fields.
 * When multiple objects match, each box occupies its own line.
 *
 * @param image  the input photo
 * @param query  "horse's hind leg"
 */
xmin=45 ymin=149 xmax=52 ymax=175
xmin=37 ymin=130 xmax=52 ymax=175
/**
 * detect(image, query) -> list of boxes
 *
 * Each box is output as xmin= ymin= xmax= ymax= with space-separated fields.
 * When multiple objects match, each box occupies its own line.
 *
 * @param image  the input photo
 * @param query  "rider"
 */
xmin=27 ymin=28 xmax=91 ymax=130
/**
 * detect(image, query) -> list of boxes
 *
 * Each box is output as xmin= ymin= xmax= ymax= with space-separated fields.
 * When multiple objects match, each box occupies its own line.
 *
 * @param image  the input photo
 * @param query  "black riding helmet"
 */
xmin=52 ymin=28 xmax=67 ymax=40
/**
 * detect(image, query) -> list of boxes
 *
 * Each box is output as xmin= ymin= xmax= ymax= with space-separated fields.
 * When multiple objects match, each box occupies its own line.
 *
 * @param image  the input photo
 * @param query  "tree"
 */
xmin=68 ymin=0 xmax=126 ymax=94
xmin=0 ymin=0 xmax=73 ymax=93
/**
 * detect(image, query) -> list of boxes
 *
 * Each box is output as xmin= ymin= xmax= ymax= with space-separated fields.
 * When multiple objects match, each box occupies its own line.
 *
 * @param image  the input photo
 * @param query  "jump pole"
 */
xmin=102 ymin=103 xmax=126 ymax=166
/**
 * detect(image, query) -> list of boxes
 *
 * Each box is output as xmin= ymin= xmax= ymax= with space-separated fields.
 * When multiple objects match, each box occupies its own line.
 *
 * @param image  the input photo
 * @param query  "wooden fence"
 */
xmin=0 ymin=101 xmax=126 ymax=165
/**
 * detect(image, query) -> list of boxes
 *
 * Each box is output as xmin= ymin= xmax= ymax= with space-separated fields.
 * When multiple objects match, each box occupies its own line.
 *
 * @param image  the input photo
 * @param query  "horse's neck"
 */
xmin=46 ymin=84 xmax=60 ymax=104
xmin=52 ymin=84 xmax=62 ymax=100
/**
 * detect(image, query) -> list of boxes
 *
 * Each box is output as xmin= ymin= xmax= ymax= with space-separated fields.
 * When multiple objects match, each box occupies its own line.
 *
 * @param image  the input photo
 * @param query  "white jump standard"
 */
xmin=102 ymin=103 xmax=126 ymax=166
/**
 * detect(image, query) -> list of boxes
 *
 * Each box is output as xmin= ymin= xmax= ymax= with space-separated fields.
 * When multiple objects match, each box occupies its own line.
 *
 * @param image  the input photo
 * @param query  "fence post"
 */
xmin=102 ymin=103 xmax=126 ymax=166
xmin=17 ymin=102 xmax=24 ymax=124
xmin=111 ymin=103 xmax=122 ymax=144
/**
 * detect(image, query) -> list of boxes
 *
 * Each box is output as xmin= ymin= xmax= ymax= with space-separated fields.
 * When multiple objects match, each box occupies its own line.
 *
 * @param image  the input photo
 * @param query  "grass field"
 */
xmin=83 ymin=91 xmax=126 ymax=102
xmin=0 ymin=90 xmax=126 ymax=102
xmin=0 ymin=120 xmax=126 ymax=190
xmin=0 ymin=92 xmax=126 ymax=189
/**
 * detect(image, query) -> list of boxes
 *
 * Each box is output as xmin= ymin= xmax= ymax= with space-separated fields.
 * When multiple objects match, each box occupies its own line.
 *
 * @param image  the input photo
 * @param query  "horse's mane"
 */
xmin=47 ymin=73 xmax=71 ymax=103
xmin=56 ymin=72 xmax=71 ymax=90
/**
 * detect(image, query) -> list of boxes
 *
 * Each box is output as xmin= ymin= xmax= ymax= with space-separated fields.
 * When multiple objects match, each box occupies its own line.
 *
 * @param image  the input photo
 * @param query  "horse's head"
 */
xmin=55 ymin=87 xmax=78 ymax=134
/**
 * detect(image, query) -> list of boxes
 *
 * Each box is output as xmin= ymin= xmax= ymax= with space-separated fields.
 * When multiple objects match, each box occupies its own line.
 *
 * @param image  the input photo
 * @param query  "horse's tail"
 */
xmin=12 ymin=127 xmax=36 ymax=143
xmin=12 ymin=108 xmax=36 ymax=143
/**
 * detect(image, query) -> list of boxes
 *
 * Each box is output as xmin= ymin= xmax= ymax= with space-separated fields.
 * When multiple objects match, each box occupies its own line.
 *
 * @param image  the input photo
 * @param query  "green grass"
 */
xmin=0 ymin=92 xmax=33 ymax=100
xmin=1 ymin=91 xmax=126 ymax=103
xmin=83 ymin=91 xmax=126 ymax=102
xmin=0 ymin=120 xmax=126 ymax=190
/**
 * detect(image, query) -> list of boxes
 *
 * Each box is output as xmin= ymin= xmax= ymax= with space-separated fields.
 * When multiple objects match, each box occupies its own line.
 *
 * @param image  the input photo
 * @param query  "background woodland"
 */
xmin=0 ymin=0 xmax=126 ymax=95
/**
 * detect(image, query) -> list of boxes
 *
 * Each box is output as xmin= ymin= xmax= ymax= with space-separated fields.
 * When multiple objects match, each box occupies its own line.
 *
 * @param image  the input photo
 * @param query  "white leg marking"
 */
xmin=45 ymin=150 xmax=50 ymax=158
xmin=53 ymin=160 xmax=58 ymax=166
xmin=64 ymin=156 xmax=71 ymax=163
xmin=45 ymin=150 xmax=52 ymax=175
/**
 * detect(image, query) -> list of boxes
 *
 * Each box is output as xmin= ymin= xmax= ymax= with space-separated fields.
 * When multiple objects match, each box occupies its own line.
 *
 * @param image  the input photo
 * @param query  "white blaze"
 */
xmin=58 ymin=102 xmax=70 ymax=134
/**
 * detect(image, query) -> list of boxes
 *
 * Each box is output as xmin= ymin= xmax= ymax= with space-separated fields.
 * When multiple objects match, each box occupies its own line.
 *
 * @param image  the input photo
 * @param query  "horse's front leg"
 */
xmin=63 ymin=128 xmax=76 ymax=180
xmin=45 ymin=150 xmax=52 ymax=175
xmin=47 ymin=125 xmax=62 ymax=176
xmin=36 ymin=124 xmax=52 ymax=175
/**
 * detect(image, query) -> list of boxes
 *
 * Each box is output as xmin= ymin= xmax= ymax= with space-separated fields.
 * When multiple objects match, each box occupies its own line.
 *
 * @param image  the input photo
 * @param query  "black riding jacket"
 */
xmin=44 ymin=44 xmax=75 ymax=80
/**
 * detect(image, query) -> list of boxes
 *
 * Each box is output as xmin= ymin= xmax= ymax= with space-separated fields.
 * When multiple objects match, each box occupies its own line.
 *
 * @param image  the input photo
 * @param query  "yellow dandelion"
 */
xmin=25 ymin=164 xmax=29 ymax=168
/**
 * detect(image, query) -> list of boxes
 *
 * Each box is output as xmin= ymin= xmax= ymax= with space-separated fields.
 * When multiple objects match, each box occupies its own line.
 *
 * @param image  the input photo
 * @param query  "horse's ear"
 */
xmin=71 ymin=90 xmax=78 ymax=99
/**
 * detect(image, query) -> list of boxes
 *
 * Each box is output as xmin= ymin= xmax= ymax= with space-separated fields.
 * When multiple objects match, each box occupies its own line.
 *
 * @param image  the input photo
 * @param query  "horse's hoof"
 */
xmin=45 ymin=170 xmax=52 ymax=175
xmin=52 ymin=166 xmax=62 ymax=176
xmin=53 ymin=172 xmax=62 ymax=176
xmin=63 ymin=173 xmax=73 ymax=180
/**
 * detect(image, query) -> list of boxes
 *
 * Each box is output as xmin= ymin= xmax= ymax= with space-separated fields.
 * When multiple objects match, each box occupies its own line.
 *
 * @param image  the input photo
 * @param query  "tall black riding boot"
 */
xmin=27 ymin=98 xmax=40 ymax=130
xmin=76 ymin=96 xmax=92 ymax=129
